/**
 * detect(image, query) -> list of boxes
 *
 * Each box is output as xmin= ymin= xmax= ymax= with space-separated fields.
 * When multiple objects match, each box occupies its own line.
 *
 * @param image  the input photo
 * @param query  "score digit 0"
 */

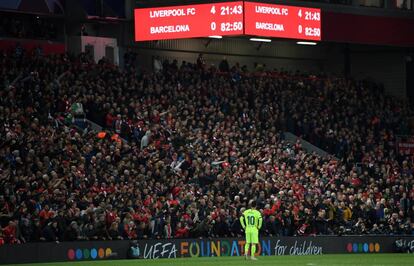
xmin=298 ymin=25 xmax=302 ymax=34
xmin=211 ymin=22 xmax=216 ymax=31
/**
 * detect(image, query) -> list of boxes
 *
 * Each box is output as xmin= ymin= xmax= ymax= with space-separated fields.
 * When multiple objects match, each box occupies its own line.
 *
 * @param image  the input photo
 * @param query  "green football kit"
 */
xmin=240 ymin=209 xmax=262 ymax=244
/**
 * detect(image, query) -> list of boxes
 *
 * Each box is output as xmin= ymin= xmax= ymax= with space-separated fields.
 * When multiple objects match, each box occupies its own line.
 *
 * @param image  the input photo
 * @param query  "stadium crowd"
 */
xmin=0 ymin=48 xmax=413 ymax=245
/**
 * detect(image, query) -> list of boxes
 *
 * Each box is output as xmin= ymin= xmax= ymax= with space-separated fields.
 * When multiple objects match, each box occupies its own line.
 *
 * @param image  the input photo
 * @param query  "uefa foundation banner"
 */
xmin=129 ymin=236 xmax=414 ymax=259
xmin=1 ymin=236 xmax=414 ymax=264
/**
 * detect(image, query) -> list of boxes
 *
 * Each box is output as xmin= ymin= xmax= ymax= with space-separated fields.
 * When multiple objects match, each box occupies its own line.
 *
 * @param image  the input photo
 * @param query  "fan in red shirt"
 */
xmin=39 ymin=205 xmax=54 ymax=226
xmin=2 ymin=221 xmax=19 ymax=244
xmin=105 ymin=111 xmax=116 ymax=128
xmin=106 ymin=205 xmax=117 ymax=227
xmin=167 ymin=197 xmax=179 ymax=207
xmin=263 ymin=200 xmax=280 ymax=216
xmin=350 ymin=172 xmax=362 ymax=187
xmin=174 ymin=222 xmax=189 ymax=238
xmin=124 ymin=221 xmax=137 ymax=239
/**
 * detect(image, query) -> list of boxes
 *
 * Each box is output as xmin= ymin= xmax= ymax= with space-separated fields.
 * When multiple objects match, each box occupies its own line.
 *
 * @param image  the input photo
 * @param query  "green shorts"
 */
xmin=245 ymin=230 xmax=259 ymax=244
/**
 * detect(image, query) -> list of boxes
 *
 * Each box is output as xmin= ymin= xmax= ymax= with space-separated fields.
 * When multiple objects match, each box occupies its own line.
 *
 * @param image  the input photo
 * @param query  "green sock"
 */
xmin=244 ymin=243 xmax=249 ymax=256
xmin=251 ymin=244 xmax=256 ymax=257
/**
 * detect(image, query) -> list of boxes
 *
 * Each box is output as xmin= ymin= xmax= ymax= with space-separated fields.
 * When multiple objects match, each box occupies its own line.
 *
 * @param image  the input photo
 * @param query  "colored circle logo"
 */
xmin=75 ymin=249 xmax=83 ymax=260
xmin=375 ymin=243 xmax=380 ymax=252
xmin=90 ymin=248 xmax=98 ymax=259
xmin=83 ymin=249 xmax=90 ymax=259
xmin=67 ymin=249 xmax=75 ymax=260
xmin=347 ymin=242 xmax=381 ymax=253
xmin=369 ymin=243 xmax=374 ymax=252
xmin=352 ymin=243 xmax=358 ymax=253
xmin=105 ymin=248 xmax=112 ymax=257
xmin=68 ymin=247 xmax=113 ymax=260
xmin=98 ymin=248 xmax=105 ymax=259
xmin=363 ymin=243 xmax=369 ymax=253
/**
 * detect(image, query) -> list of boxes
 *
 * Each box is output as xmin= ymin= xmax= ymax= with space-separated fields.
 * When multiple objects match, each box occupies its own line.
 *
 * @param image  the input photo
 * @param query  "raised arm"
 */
xmin=257 ymin=212 xmax=263 ymax=230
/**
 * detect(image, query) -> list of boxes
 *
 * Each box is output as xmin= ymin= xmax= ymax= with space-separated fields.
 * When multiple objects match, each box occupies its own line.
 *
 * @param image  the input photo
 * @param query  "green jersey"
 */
xmin=240 ymin=209 xmax=262 ymax=231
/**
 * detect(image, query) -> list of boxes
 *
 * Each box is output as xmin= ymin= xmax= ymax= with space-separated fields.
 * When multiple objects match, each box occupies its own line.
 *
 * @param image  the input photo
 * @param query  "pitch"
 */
xmin=3 ymin=254 xmax=414 ymax=266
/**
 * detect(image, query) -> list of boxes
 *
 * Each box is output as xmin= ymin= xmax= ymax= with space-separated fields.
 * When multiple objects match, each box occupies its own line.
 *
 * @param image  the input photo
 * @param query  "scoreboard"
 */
xmin=134 ymin=2 xmax=244 ymax=41
xmin=134 ymin=1 xmax=321 ymax=42
xmin=244 ymin=2 xmax=321 ymax=41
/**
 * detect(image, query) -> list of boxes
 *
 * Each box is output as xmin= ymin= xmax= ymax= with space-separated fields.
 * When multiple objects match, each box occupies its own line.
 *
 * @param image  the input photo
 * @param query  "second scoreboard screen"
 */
xmin=134 ymin=1 xmax=321 ymax=41
xmin=244 ymin=2 xmax=321 ymax=41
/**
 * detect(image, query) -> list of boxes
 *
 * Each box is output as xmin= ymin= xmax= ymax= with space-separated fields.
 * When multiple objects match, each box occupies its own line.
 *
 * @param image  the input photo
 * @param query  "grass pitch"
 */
xmin=3 ymin=254 xmax=414 ymax=266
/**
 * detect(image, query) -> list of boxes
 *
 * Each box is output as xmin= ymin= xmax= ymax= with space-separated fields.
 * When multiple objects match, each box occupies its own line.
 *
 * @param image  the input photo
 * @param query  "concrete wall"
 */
xmin=68 ymin=36 xmax=120 ymax=65
xmin=350 ymin=47 xmax=407 ymax=98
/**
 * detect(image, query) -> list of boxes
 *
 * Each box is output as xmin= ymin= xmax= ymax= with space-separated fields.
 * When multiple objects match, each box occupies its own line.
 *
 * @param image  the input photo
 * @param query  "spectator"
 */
xmin=265 ymin=215 xmax=281 ymax=236
xmin=124 ymin=220 xmax=137 ymax=240
xmin=42 ymin=221 xmax=60 ymax=242
xmin=64 ymin=221 xmax=81 ymax=241
xmin=2 ymin=221 xmax=19 ymax=244
xmin=153 ymin=56 xmax=163 ymax=73
xmin=219 ymin=57 xmax=230 ymax=72
xmin=175 ymin=222 xmax=189 ymax=238
xmin=108 ymin=222 xmax=123 ymax=240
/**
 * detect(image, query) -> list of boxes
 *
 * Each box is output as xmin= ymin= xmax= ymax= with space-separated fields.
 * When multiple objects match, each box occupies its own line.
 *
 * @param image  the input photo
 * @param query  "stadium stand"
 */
xmin=0 ymin=47 xmax=413 ymax=245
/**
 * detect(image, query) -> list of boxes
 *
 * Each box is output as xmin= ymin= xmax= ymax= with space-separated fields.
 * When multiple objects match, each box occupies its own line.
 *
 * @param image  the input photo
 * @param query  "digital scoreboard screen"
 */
xmin=134 ymin=1 xmax=244 ymax=41
xmin=244 ymin=1 xmax=321 ymax=41
xmin=134 ymin=1 xmax=322 ymax=42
